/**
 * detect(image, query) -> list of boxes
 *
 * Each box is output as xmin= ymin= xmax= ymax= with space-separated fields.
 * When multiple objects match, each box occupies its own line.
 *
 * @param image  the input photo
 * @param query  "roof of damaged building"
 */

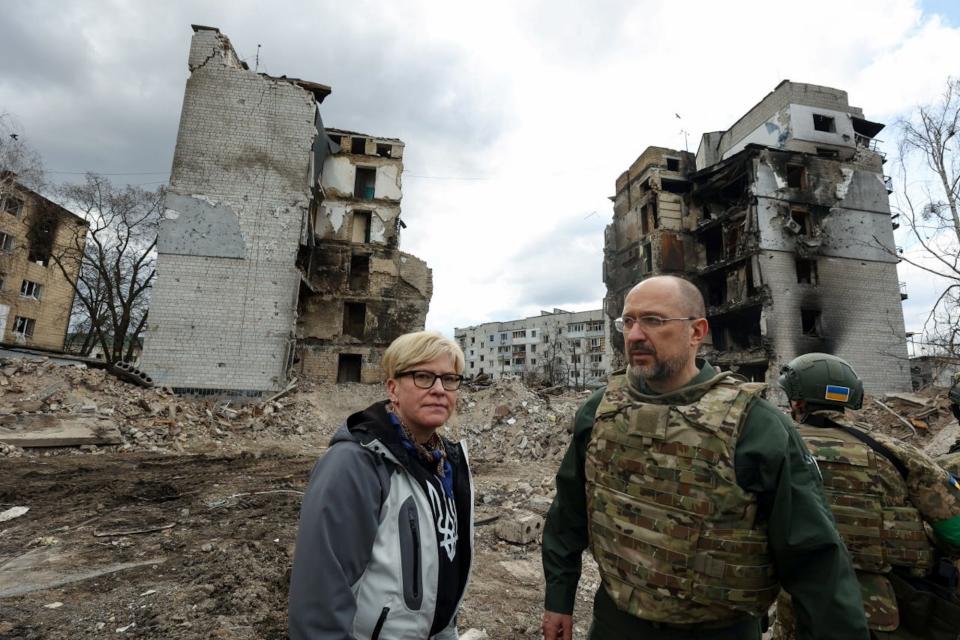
xmin=325 ymin=128 xmax=404 ymax=145
xmin=1 ymin=175 xmax=89 ymax=227
xmin=189 ymin=24 xmax=331 ymax=102
xmin=615 ymin=146 xmax=694 ymax=194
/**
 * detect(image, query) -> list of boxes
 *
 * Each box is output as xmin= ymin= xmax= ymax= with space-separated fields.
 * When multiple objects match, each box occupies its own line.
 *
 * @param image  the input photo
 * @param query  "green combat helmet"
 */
xmin=778 ymin=352 xmax=864 ymax=410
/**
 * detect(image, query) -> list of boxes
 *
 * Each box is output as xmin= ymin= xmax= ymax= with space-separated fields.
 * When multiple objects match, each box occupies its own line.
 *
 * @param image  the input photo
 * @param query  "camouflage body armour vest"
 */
xmin=585 ymin=372 xmax=778 ymax=624
xmin=798 ymin=416 xmax=934 ymax=577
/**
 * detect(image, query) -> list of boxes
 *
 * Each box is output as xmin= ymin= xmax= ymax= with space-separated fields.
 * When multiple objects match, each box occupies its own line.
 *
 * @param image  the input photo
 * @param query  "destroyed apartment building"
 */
xmin=0 ymin=176 xmax=88 ymax=350
xmin=603 ymin=81 xmax=911 ymax=397
xmin=139 ymin=26 xmax=431 ymax=396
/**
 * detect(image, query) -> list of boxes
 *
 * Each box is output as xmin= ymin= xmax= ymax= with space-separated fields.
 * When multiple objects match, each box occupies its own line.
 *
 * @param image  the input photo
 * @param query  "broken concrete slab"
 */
xmin=0 ymin=414 xmax=121 ymax=448
xmin=495 ymin=511 xmax=543 ymax=545
xmin=0 ymin=546 xmax=165 ymax=598
xmin=0 ymin=506 xmax=29 ymax=523
xmin=884 ymin=392 xmax=936 ymax=407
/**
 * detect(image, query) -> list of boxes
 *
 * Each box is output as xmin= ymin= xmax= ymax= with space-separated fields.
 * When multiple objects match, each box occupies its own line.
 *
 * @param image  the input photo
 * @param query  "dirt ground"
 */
xmin=1 ymin=356 xmax=956 ymax=639
xmin=0 ymin=359 xmax=599 ymax=639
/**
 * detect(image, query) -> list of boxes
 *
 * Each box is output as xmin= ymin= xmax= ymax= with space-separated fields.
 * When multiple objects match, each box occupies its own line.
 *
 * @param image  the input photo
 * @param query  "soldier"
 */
xmin=541 ymin=276 xmax=868 ymax=640
xmin=775 ymin=352 xmax=960 ymax=639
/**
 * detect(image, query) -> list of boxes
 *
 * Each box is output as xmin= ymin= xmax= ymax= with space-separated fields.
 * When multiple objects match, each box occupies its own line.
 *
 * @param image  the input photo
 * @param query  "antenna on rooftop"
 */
xmin=675 ymin=112 xmax=689 ymax=151
xmin=255 ymin=44 xmax=261 ymax=71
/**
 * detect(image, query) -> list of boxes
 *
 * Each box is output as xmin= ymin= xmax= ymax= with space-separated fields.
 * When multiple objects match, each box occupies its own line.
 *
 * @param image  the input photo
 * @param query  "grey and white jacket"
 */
xmin=289 ymin=401 xmax=474 ymax=640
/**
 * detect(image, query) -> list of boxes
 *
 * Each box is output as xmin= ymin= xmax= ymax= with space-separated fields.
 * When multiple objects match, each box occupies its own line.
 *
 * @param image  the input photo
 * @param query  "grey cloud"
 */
xmin=0 ymin=1 xmax=508 ymax=185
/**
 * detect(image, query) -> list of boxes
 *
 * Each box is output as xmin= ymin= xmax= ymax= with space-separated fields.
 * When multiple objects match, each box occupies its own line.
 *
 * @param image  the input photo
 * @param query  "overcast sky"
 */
xmin=1 ymin=0 xmax=958 ymax=340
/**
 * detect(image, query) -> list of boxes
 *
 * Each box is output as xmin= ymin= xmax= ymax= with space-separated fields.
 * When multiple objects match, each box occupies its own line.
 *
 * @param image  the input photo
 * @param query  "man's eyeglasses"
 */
xmin=396 ymin=370 xmax=464 ymax=391
xmin=614 ymin=315 xmax=698 ymax=333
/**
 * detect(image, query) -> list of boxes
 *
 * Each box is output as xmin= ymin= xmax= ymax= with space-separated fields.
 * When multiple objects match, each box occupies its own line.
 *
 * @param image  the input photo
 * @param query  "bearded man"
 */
xmin=540 ymin=275 xmax=867 ymax=640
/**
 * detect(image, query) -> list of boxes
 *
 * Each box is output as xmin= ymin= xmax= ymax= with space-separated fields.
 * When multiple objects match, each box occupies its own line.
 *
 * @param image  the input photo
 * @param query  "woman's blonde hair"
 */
xmin=382 ymin=331 xmax=465 ymax=379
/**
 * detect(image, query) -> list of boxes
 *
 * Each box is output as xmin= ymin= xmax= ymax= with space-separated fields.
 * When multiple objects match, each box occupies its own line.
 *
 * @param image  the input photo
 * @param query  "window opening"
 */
xmin=2 ymin=196 xmax=23 ymax=217
xmin=665 ymin=157 xmax=680 ymax=171
xmin=789 ymin=207 xmax=812 ymax=235
xmin=786 ymin=164 xmax=805 ymax=189
xmin=354 ymin=167 xmax=377 ymax=200
xmin=812 ymin=114 xmax=836 ymax=133
xmin=20 ymin=280 xmax=42 ymax=300
xmin=376 ymin=143 xmax=392 ymax=158
xmin=337 ymin=354 xmax=362 ymax=383
xmin=13 ymin=316 xmax=35 ymax=337
xmin=351 ymin=137 xmax=367 ymax=154
xmin=350 ymin=254 xmax=370 ymax=290
xmin=795 ymin=258 xmax=818 ymax=285
xmin=801 ymin=309 xmax=822 ymax=336
xmin=343 ymin=302 xmax=366 ymax=338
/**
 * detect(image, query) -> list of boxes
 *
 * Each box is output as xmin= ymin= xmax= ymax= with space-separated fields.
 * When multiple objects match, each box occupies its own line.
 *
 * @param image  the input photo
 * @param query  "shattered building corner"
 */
xmin=603 ymin=81 xmax=911 ymax=398
xmin=140 ymin=25 xmax=431 ymax=396
xmin=296 ymin=128 xmax=432 ymax=384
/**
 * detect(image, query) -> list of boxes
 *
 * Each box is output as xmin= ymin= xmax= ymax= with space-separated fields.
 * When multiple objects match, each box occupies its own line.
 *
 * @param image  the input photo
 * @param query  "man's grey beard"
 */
xmin=628 ymin=352 xmax=688 ymax=382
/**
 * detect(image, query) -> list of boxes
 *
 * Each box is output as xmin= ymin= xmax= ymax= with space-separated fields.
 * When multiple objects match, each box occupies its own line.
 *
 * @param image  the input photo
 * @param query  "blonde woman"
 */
xmin=289 ymin=331 xmax=473 ymax=640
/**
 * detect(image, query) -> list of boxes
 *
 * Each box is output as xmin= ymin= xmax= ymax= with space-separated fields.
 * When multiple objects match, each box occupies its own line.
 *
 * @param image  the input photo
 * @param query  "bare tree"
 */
xmin=51 ymin=174 xmax=162 ymax=362
xmin=889 ymin=78 xmax=960 ymax=358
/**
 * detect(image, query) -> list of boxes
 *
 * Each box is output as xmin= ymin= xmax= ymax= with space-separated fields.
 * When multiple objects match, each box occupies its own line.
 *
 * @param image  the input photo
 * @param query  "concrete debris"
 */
xmin=454 ymin=381 xmax=586 ymax=463
xmin=461 ymin=629 xmax=489 ymax=640
xmin=883 ymin=392 xmax=936 ymax=408
xmin=0 ymin=414 xmax=121 ymax=448
xmin=494 ymin=511 xmax=544 ymax=545
xmin=0 ymin=506 xmax=29 ymax=523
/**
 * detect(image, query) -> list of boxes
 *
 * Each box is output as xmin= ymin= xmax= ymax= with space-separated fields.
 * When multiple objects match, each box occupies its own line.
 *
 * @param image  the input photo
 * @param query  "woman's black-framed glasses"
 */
xmin=396 ymin=370 xmax=464 ymax=391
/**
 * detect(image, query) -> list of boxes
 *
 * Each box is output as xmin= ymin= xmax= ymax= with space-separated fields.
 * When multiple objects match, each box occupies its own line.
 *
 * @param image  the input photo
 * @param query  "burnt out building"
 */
xmin=603 ymin=81 xmax=910 ymax=396
xmin=140 ymin=26 xmax=430 ymax=395
xmin=297 ymin=129 xmax=431 ymax=383
xmin=0 ymin=177 xmax=87 ymax=350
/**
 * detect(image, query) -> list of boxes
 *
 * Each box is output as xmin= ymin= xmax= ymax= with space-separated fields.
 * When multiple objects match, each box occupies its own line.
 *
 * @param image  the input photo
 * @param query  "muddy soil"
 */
xmin=0 ymin=451 xmax=598 ymax=640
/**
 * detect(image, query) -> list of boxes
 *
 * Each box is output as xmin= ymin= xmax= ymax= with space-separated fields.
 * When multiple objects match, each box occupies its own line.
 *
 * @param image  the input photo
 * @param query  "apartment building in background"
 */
xmin=455 ymin=308 xmax=612 ymax=387
xmin=603 ymin=81 xmax=911 ymax=397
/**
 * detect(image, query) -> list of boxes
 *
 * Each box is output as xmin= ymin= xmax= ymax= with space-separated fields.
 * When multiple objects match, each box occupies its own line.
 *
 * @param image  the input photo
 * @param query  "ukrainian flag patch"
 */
xmin=825 ymin=385 xmax=851 ymax=402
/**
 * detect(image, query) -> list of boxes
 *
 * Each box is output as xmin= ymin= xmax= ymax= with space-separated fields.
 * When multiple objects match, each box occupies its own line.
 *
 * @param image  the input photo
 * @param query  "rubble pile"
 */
xmin=0 ymin=359 xmax=378 ymax=456
xmin=0 ymin=357 xmax=589 ymax=462
xmin=850 ymin=388 xmax=959 ymax=455
xmin=454 ymin=380 xmax=588 ymax=462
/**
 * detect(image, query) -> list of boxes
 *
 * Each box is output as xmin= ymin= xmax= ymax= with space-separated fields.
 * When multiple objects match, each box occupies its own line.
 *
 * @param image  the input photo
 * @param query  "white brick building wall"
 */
xmin=140 ymin=27 xmax=316 ymax=393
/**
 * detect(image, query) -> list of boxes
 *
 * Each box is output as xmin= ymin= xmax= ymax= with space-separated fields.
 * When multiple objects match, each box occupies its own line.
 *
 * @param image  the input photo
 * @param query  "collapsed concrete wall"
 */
xmin=141 ymin=26 xmax=325 ymax=395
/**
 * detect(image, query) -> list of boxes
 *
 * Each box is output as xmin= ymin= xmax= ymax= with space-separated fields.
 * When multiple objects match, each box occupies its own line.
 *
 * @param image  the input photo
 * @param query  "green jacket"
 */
xmin=542 ymin=361 xmax=868 ymax=640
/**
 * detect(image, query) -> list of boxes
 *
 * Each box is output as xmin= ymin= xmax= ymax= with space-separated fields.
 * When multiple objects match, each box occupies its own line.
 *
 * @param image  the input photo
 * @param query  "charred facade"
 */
xmin=603 ymin=81 xmax=910 ymax=397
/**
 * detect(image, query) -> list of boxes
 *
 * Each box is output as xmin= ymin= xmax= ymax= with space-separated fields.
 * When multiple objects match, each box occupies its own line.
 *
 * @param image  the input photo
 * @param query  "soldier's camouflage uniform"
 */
xmin=773 ymin=409 xmax=960 ymax=640
xmin=542 ymin=361 xmax=868 ymax=640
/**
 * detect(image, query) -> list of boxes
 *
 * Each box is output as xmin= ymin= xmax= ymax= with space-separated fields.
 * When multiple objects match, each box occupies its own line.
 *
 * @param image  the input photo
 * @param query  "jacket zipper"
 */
xmin=409 ymin=510 xmax=421 ymax=600
xmin=371 ymin=606 xmax=389 ymax=640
